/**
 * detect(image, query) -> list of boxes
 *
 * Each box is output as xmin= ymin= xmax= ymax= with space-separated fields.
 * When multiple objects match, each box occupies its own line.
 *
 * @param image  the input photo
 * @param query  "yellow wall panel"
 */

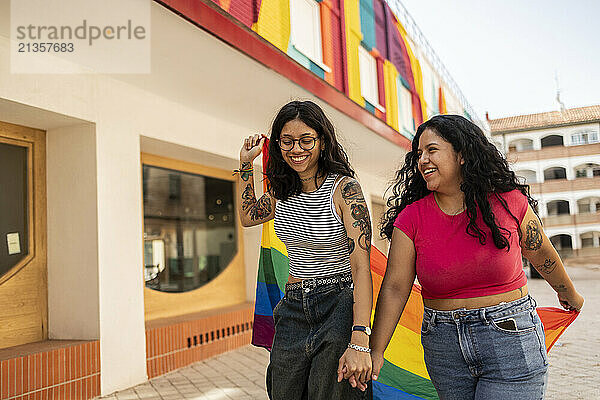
xmin=343 ymin=0 xmax=364 ymax=106
xmin=254 ymin=0 xmax=291 ymax=52
xmin=383 ymin=60 xmax=399 ymax=130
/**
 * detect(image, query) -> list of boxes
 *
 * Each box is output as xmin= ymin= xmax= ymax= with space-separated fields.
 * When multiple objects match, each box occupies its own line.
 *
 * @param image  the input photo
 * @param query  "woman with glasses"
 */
xmin=368 ymin=115 xmax=583 ymax=399
xmin=237 ymin=100 xmax=373 ymax=399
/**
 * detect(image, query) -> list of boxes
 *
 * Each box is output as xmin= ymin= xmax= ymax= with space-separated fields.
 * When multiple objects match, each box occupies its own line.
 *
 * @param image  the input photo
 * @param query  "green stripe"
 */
xmin=258 ymin=247 xmax=289 ymax=292
xmin=378 ymin=360 xmax=439 ymax=400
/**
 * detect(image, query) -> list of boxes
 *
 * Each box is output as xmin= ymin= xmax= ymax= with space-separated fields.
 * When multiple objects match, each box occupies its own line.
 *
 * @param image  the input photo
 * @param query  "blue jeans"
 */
xmin=421 ymin=295 xmax=548 ymax=400
xmin=266 ymin=273 xmax=371 ymax=400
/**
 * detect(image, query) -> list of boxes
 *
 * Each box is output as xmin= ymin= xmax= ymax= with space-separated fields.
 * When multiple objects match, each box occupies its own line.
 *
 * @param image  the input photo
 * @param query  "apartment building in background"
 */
xmin=489 ymin=105 xmax=600 ymax=265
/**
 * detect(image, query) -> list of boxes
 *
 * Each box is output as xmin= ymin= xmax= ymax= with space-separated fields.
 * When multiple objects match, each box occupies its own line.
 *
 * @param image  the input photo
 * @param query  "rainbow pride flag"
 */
xmin=251 ymin=142 xmax=579 ymax=398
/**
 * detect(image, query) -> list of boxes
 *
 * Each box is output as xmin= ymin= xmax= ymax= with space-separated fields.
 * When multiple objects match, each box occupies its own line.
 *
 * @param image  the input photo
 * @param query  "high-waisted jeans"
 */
xmin=421 ymin=295 xmax=548 ymax=400
xmin=266 ymin=272 xmax=371 ymax=400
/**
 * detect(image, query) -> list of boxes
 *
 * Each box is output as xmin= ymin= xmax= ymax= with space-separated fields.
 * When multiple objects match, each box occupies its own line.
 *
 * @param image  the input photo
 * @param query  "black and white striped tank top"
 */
xmin=274 ymin=174 xmax=352 ymax=279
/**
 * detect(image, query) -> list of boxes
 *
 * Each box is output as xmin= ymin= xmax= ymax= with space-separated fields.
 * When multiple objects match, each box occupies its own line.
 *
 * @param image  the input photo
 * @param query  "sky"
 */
xmin=398 ymin=0 xmax=600 ymax=120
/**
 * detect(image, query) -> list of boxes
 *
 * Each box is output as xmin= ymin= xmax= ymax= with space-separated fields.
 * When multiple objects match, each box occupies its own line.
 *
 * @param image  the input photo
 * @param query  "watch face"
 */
xmin=365 ymin=327 xmax=372 ymax=335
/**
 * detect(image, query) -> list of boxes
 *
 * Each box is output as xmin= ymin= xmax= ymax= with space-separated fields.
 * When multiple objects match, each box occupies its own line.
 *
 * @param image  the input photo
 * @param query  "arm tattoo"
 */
xmin=239 ymin=162 xmax=253 ymax=182
xmin=250 ymin=194 xmax=272 ymax=220
xmin=241 ymin=184 xmax=255 ymax=211
xmin=534 ymin=258 xmax=557 ymax=274
xmin=351 ymin=203 xmax=372 ymax=251
xmin=242 ymin=183 xmax=272 ymax=220
xmin=347 ymin=237 xmax=355 ymax=255
xmin=341 ymin=179 xmax=372 ymax=252
xmin=341 ymin=180 xmax=365 ymax=205
xmin=552 ymin=284 xmax=568 ymax=293
xmin=524 ymin=220 xmax=543 ymax=250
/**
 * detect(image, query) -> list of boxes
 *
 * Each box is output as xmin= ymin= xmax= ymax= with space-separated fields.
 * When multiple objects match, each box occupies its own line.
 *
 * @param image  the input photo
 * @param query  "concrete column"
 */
xmin=47 ymin=123 xmax=100 ymax=340
xmin=533 ymin=137 xmax=542 ymax=150
xmin=569 ymin=199 xmax=577 ymax=215
xmin=95 ymin=121 xmax=147 ymax=395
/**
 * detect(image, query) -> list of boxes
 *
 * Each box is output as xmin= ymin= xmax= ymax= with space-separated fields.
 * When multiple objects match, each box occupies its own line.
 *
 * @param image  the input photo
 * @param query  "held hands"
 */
xmin=337 ymin=347 xmax=372 ymax=391
xmin=557 ymin=288 xmax=584 ymax=312
xmin=337 ymin=331 xmax=372 ymax=391
xmin=371 ymin=350 xmax=384 ymax=382
xmin=240 ymin=134 xmax=267 ymax=163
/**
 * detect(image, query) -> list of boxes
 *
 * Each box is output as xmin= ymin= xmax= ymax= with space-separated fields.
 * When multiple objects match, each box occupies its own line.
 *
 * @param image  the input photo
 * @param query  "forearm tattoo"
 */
xmin=251 ymin=194 xmax=272 ymax=220
xmin=241 ymin=183 xmax=272 ymax=221
xmin=342 ymin=180 xmax=372 ymax=252
xmin=534 ymin=258 xmax=557 ymax=274
xmin=240 ymin=162 xmax=253 ymax=182
xmin=347 ymin=237 xmax=355 ymax=254
xmin=524 ymin=220 xmax=543 ymax=250
xmin=552 ymin=284 xmax=568 ymax=293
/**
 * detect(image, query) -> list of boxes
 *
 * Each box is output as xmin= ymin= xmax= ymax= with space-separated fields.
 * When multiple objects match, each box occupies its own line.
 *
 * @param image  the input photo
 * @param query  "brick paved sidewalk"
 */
xmin=101 ymin=266 xmax=599 ymax=400
xmin=99 ymin=345 xmax=269 ymax=400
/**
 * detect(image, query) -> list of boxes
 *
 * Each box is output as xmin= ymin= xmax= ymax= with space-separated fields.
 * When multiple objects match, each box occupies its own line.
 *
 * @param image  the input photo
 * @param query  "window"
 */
xmin=290 ymin=0 xmax=329 ymax=70
xmin=540 ymin=135 xmax=564 ymax=148
xmin=507 ymin=139 xmax=534 ymax=152
xmin=398 ymin=83 xmax=413 ymax=133
xmin=142 ymin=164 xmax=237 ymax=293
xmin=574 ymin=163 xmax=600 ymax=178
xmin=543 ymin=167 xmax=566 ymax=180
xmin=571 ymin=130 xmax=599 ymax=146
xmin=358 ymin=46 xmax=382 ymax=110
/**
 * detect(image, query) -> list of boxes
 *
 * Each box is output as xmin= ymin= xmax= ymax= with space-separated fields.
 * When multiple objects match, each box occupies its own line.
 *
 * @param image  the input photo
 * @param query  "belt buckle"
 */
xmin=301 ymin=278 xmax=316 ymax=292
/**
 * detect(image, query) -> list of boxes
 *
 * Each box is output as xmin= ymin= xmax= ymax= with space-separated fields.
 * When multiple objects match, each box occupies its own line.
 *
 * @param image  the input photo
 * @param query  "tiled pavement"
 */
xmin=100 ymin=266 xmax=599 ymax=400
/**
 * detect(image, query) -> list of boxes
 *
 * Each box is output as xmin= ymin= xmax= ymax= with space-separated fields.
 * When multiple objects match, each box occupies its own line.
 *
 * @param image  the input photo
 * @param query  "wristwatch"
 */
xmin=352 ymin=325 xmax=371 ymax=335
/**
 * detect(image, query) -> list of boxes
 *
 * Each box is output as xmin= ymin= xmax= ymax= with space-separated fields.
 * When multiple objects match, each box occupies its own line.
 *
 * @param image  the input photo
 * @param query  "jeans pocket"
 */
xmin=490 ymin=310 xmax=536 ymax=335
xmin=273 ymin=296 xmax=286 ymax=322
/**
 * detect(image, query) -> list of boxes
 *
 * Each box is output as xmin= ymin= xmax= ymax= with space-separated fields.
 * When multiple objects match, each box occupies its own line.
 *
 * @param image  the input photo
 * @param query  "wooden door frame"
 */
xmin=0 ymin=120 xmax=47 ymax=339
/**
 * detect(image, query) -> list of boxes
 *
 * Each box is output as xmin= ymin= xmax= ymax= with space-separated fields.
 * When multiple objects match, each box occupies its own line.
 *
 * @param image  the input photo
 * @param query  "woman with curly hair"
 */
xmin=237 ymin=100 xmax=373 ymax=399
xmin=368 ymin=115 xmax=583 ymax=399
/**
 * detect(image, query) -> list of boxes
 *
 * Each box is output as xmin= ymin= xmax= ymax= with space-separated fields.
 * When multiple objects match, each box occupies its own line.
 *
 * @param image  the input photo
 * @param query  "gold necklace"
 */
xmin=434 ymin=193 xmax=465 ymax=216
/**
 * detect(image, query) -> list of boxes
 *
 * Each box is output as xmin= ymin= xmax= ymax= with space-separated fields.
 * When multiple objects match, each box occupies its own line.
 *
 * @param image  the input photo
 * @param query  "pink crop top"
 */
xmin=393 ymin=190 xmax=529 ymax=299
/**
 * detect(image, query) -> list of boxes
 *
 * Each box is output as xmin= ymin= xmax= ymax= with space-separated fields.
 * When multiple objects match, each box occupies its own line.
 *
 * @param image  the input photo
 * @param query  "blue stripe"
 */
xmin=373 ymin=381 xmax=429 ymax=400
xmin=255 ymin=281 xmax=284 ymax=316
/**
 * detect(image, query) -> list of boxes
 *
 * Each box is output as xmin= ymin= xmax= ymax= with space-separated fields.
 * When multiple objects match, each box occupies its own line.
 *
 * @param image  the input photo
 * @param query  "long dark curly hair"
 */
xmin=381 ymin=114 xmax=538 ymax=250
xmin=266 ymin=101 xmax=355 ymax=200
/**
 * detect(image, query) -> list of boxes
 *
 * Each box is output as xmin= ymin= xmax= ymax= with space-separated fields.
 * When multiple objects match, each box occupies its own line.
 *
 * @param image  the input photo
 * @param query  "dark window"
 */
xmin=541 ymin=135 xmax=564 ymax=148
xmin=544 ymin=167 xmax=566 ymax=180
xmin=0 ymin=143 xmax=29 ymax=278
xmin=142 ymin=165 xmax=237 ymax=293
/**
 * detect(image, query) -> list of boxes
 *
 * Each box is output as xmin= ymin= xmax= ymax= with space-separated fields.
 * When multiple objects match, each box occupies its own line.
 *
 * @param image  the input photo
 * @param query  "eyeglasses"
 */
xmin=277 ymin=136 xmax=319 ymax=151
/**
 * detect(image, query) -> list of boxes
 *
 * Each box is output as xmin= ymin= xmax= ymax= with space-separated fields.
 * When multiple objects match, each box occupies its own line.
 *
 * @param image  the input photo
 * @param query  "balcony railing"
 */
xmin=529 ymin=176 xmax=600 ymax=194
xmin=542 ymin=214 xmax=574 ymax=226
xmin=507 ymin=142 xmax=600 ymax=162
xmin=542 ymin=212 xmax=600 ymax=227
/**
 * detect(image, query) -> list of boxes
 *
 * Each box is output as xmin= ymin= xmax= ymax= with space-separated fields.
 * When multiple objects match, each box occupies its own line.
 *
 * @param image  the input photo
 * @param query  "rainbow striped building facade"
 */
xmin=165 ymin=0 xmax=475 ymax=140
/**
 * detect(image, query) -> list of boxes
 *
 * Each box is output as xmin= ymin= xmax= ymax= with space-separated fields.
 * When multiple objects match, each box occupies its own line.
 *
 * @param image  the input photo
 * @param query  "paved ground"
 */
xmin=100 ymin=265 xmax=599 ymax=400
xmin=527 ymin=265 xmax=600 ymax=400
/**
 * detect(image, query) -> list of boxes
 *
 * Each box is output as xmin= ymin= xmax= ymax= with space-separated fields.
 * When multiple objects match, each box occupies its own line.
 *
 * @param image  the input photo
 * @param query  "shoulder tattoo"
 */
xmin=524 ymin=219 xmax=543 ymax=250
xmin=341 ymin=180 xmax=365 ymax=205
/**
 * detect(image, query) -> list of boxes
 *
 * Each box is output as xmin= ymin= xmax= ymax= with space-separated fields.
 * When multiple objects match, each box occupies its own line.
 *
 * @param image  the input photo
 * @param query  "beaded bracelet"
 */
xmin=348 ymin=343 xmax=371 ymax=353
